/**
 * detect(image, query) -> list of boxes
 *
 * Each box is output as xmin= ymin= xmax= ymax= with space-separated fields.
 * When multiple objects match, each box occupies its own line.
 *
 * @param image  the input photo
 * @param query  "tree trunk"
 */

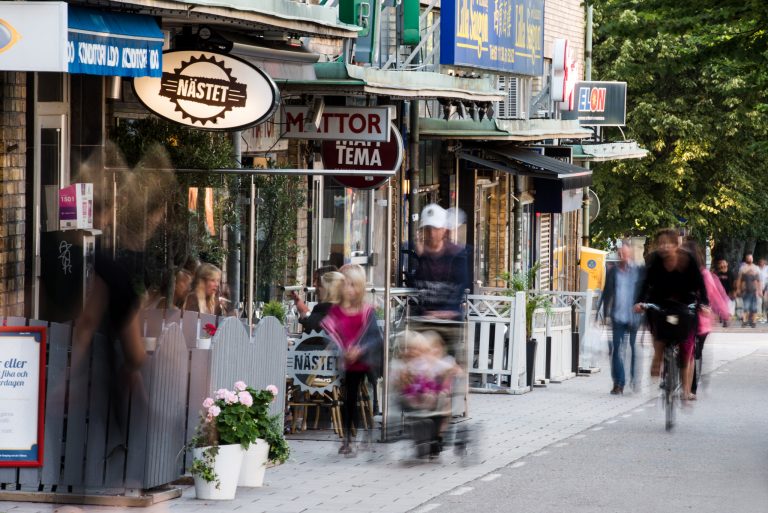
xmin=712 ymin=237 xmax=754 ymax=272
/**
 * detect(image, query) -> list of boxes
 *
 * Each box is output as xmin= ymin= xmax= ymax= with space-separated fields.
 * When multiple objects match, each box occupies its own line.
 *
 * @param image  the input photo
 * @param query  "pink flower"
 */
xmin=224 ymin=390 xmax=239 ymax=404
xmin=266 ymin=384 xmax=279 ymax=396
xmin=238 ymin=391 xmax=253 ymax=407
xmin=214 ymin=388 xmax=228 ymax=400
xmin=208 ymin=405 xmax=221 ymax=417
xmin=202 ymin=397 xmax=214 ymax=409
xmin=234 ymin=381 xmax=247 ymax=392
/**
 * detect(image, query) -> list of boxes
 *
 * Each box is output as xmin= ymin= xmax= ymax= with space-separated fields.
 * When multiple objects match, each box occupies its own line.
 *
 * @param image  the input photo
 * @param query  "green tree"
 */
xmin=589 ymin=0 xmax=768 ymax=264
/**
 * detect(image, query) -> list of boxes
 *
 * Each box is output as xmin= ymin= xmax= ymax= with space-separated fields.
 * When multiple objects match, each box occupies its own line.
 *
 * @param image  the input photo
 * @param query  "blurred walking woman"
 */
xmin=184 ymin=263 xmax=225 ymax=316
xmin=322 ymin=264 xmax=382 ymax=455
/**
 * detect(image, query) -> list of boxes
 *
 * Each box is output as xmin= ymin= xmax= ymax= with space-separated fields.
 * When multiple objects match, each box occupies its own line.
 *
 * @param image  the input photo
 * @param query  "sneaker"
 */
xmin=610 ymin=385 xmax=624 ymax=395
xmin=338 ymin=443 xmax=352 ymax=455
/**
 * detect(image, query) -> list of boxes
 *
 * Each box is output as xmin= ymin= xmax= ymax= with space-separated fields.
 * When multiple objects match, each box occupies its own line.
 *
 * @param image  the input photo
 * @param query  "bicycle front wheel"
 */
xmin=664 ymin=346 xmax=679 ymax=431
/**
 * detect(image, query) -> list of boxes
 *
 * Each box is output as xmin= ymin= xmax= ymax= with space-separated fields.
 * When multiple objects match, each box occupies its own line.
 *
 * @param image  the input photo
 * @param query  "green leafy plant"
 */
xmin=263 ymin=415 xmax=291 ymax=464
xmin=190 ymin=446 xmax=220 ymax=487
xmin=499 ymin=261 xmax=553 ymax=340
xmin=262 ymin=300 xmax=287 ymax=323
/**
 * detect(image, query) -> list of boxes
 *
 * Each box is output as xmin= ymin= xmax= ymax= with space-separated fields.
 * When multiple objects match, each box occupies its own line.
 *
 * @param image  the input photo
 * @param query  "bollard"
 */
xmin=526 ymin=338 xmax=537 ymax=390
xmin=571 ymin=302 xmax=580 ymax=373
xmin=545 ymin=335 xmax=552 ymax=380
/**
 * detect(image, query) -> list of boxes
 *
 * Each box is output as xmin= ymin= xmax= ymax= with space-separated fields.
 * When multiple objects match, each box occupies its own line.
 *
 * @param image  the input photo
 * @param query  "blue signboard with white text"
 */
xmin=440 ymin=0 xmax=544 ymax=75
xmin=67 ymin=7 xmax=163 ymax=77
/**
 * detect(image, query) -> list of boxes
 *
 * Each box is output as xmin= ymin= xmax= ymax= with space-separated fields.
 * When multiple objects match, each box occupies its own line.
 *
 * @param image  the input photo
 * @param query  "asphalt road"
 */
xmin=415 ymin=343 xmax=768 ymax=513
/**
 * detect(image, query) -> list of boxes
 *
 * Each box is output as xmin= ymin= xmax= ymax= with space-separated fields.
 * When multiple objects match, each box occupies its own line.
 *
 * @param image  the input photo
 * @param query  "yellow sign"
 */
xmin=0 ymin=19 xmax=21 ymax=54
xmin=580 ymin=246 xmax=607 ymax=291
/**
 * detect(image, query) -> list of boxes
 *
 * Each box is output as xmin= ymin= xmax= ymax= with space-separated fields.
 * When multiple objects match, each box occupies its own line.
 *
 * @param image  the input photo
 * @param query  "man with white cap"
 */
xmin=408 ymin=204 xmax=469 ymax=361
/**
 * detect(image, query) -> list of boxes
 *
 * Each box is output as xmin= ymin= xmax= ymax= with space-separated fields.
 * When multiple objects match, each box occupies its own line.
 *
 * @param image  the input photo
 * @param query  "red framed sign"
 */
xmin=0 ymin=326 xmax=46 ymax=467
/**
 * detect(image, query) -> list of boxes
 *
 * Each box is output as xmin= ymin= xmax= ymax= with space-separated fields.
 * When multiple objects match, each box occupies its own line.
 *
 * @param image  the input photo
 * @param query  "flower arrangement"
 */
xmin=189 ymin=381 xmax=290 ymax=488
xmin=202 ymin=323 xmax=217 ymax=338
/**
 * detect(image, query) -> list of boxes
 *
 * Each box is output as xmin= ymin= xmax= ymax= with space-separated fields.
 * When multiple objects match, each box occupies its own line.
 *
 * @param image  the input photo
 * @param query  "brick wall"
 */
xmin=0 ymin=71 xmax=27 ymax=317
xmin=544 ymin=0 xmax=586 ymax=79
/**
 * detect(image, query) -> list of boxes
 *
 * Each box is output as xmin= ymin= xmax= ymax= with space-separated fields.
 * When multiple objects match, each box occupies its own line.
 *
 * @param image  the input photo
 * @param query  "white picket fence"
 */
xmin=465 ymin=292 xmax=528 ymax=394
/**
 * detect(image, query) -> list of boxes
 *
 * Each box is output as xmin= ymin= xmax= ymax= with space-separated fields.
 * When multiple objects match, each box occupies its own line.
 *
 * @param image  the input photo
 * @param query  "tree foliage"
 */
xmin=590 ymin=0 xmax=768 ymax=247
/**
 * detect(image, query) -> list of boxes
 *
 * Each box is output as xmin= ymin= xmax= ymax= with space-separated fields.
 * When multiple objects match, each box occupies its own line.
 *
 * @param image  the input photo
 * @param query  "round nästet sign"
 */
xmin=133 ymin=50 xmax=279 ymax=131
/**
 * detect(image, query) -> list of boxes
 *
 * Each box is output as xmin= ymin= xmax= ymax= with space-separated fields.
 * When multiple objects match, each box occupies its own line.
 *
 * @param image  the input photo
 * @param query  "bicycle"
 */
xmin=640 ymin=302 xmax=696 ymax=431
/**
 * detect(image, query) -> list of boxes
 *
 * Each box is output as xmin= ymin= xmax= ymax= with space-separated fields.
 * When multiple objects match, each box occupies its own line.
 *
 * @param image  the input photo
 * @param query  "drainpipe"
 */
xmin=409 ymin=100 xmax=420 ymax=259
xmin=514 ymin=176 xmax=523 ymax=272
xmin=582 ymin=3 xmax=593 ymax=248
xmin=228 ymin=131 xmax=242 ymax=309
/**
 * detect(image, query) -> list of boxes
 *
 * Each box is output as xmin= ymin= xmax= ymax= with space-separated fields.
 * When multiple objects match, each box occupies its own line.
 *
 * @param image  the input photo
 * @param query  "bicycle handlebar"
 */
xmin=639 ymin=302 xmax=697 ymax=313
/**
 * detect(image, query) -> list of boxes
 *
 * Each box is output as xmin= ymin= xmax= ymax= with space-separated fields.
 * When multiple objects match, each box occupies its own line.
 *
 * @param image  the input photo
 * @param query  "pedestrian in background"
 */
xmin=736 ymin=253 xmax=761 ymax=328
xmin=683 ymin=241 xmax=729 ymax=397
xmin=322 ymin=264 xmax=383 ymax=456
xmin=598 ymin=242 xmax=644 ymax=395
xmin=713 ymin=259 xmax=734 ymax=326
xmin=758 ymin=258 xmax=768 ymax=322
xmin=183 ymin=263 xmax=226 ymax=316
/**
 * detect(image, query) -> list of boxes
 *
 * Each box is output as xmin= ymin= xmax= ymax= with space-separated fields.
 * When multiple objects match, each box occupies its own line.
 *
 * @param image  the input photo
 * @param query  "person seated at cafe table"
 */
xmin=291 ymin=265 xmax=340 ymax=333
xmin=183 ymin=263 xmax=227 ymax=316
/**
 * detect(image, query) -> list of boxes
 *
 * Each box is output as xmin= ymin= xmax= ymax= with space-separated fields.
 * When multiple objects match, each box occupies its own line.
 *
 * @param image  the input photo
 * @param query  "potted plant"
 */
xmin=238 ymin=383 xmax=291 ymax=487
xmin=189 ymin=382 xmax=260 ymax=500
xmin=500 ymin=262 xmax=553 ymax=387
xmin=197 ymin=322 xmax=216 ymax=350
xmin=262 ymin=300 xmax=286 ymax=323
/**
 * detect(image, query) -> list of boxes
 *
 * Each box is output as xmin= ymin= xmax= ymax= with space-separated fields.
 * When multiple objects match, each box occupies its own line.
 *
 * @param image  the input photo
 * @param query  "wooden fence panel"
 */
xmin=143 ymin=323 xmax=187 ymax=489
xmin=185 ymin=349 xmax=212 ymax=468
xmin=181 ymin=311 xmax=199 ymax=349
xmin=210 ymin=318 xmax=254 ymax=391
xmin=123 ymin=356 xmax=152 ymax=490
xmin=61 ymin=324 xmax=94 ymax=487
xmin=83 ymin=333 xmax=111 ymax=488
xmin=251 ymin=317 xmax=288 ymax=417
xmin=39 ymin=321 xmax=70 ymax=486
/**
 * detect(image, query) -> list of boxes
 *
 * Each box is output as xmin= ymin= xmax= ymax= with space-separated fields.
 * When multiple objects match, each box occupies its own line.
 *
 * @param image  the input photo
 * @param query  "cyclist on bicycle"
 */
xmin=634 ymin=229 xmax=709 ymax=400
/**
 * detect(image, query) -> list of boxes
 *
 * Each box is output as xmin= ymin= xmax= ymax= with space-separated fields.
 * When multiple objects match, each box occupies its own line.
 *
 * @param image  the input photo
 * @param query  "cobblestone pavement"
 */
xmin=1 ymin=331 xmax=763 ymax=513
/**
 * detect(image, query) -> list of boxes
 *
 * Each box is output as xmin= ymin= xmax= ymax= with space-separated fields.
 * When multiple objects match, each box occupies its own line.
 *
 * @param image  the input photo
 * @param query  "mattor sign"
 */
xmin=287 ymin=331 xmax=342 ymax=394
xmin=322 ymin=125 xmax=403 ymax=189
xmin=133 ymin=50 xmax=280 ymax=131
xmin=282 ymin=106 xmax=391 ymax=142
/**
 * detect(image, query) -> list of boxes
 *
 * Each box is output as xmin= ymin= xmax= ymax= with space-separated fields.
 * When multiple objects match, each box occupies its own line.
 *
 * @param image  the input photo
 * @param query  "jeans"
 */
xmin=611 ymin=322 xmax=638 ymax=388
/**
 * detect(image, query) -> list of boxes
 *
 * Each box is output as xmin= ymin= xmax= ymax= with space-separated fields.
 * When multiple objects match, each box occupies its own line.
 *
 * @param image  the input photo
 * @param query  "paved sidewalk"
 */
xmin=1 ymin=332 xmax=763 ymax=513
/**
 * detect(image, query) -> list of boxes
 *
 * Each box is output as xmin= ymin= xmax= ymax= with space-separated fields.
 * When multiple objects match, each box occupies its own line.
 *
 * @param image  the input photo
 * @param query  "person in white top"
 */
xmin=759 ymin=258 xmax=768 ymax=322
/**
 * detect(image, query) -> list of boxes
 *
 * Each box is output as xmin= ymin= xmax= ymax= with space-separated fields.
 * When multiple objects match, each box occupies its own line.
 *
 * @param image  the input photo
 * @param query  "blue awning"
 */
xmin=67 ymin=7 xmax=163 ymax=77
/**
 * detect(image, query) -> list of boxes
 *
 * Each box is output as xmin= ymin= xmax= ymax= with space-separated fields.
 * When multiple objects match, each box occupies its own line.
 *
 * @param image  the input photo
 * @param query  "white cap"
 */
xmin=420 ymin=203 xmax=447 ymax=229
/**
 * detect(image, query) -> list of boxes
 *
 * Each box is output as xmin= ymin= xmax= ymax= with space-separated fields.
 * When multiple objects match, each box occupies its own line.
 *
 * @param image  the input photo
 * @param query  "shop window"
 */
xmin=321 ymin=185 xmax=371 ymax=268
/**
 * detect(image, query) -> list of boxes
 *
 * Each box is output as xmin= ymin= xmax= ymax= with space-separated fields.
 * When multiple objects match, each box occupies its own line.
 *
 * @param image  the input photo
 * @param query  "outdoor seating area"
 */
xmin=0 ymin=311 xmax=286 ymax=502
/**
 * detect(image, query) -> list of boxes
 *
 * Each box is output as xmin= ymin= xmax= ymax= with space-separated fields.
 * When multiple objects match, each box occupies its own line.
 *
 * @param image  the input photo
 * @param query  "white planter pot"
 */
xmin=143 ymin=337 xmax=157 ymax=352
xmin=192 ymin=444 xmax=244 ymax=500
xmin=196 ymin=338 xmax=212 ymax=350
xmin=238 ymin=438 xmax=269 ymax=487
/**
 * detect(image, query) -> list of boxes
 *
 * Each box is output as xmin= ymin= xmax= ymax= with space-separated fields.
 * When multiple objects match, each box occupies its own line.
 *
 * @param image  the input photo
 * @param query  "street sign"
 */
xmin=321 ymin=124 xmax=403 ymax=189
xmin=282 ymin=105 xmax=391 ymax=142
xmin=286 ymin=331 xmax=342 ymax=394
xmin=562 ymin=81 xmax=627 ymax=126
xmin=133 ymin=50 xmax=280 ymax=131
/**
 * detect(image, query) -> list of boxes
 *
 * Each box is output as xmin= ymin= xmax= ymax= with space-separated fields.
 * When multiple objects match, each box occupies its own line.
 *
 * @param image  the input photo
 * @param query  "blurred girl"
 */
xmin=321 ymin=264 xmax=382 ymax=455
